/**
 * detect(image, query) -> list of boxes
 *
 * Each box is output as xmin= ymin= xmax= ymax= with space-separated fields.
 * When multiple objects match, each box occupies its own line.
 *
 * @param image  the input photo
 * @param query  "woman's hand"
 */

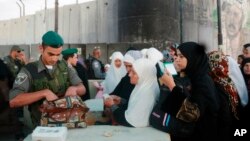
xmin=160 ymin=70 xmax=176 ymax=91
xmin=104 ymin=97 xmax=115 ymax=108
xmin=110 ymin=95 xmax=121 ymax=105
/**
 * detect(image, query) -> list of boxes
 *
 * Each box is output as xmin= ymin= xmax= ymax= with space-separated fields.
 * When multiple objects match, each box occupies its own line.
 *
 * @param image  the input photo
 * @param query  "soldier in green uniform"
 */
xmin=2 ymin=45 xmax=25 ymax=79
xmin=9 ymin=31 xmax=86 ymax=128
xmin=62 ymin=48 xmax=90 ymax=101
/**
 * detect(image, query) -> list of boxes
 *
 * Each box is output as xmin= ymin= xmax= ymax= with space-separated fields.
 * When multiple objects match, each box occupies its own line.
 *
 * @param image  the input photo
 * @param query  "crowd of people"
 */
xmin=0 ymin=30 xmax=249 ymax=141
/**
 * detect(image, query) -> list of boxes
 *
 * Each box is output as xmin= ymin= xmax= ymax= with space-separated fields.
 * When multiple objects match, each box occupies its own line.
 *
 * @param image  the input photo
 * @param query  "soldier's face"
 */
xmin=40 ymin=46 xmax=62 ymax=65
xmin=70 ymin=54 xmax=78 ymax=66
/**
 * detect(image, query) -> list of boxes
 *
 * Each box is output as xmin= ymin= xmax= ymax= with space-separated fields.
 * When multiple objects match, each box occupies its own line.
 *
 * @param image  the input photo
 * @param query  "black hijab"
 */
xmin=241 ymin=58 xmax=250 ymax=79
xmin=178 ymin=42 xmax=209 ymax=81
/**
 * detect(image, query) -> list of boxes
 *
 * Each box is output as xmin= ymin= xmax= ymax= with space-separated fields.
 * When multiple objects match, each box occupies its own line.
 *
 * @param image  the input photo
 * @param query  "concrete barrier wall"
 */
xmin=0 ymin=0 xmax=119 ymax=46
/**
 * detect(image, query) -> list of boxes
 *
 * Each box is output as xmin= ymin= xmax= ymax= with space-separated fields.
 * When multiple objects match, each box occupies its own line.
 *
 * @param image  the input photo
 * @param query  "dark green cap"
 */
xmin=62 ymin=48 xmax=78 ymax=56
xmin=42 ymin=31 xmax=64 ymax=48
xmin=11 ymin=45 xmax=24 ymax=52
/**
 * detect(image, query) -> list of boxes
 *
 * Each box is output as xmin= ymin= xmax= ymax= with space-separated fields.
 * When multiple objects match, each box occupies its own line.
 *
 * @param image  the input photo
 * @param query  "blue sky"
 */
xmin=0 ymin=0 xmax=95 ymax=21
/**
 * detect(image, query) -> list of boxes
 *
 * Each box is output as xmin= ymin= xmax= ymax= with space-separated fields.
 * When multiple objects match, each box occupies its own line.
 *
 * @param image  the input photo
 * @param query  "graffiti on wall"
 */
xmin=182 ymin=0 xmax=250 ymax=59
xmin=221 ymin=0 xmax=250 ymax=59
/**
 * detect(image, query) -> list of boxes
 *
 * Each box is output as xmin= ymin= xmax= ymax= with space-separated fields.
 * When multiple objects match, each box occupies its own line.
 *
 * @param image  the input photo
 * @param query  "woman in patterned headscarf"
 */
xmin=208 ymin=51 xmax=248 ymax=119
xmin=208 ymin=51 xmax=248 ymax=141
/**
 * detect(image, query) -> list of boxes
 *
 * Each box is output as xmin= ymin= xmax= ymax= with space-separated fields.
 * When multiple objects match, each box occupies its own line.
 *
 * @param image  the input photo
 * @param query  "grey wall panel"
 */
xmin=97 ymin=0 xmax=118 ymax=43
xmin=80 ymin=2 xmax=98 ymax=43
xmin=45 ymin=9 xmax=56 ymax=32
xmin=9 ymin=19 xmax=24 ymax=44
xmin=23 ymin=16 xmax=35 ymax=44
xmin=34 ymin=11 xmax=47 ymax=44
xmin=0 ymin=22 xmax=5 ymax=45
xmin=62 ymin=4 xmax=80 ymax=44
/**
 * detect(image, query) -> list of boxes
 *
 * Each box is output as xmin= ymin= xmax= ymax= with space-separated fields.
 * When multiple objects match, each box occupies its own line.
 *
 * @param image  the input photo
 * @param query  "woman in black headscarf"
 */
xmin=240 ymin=58 xmax=250 ymax=130
xmin=151 ymin=42 xmax=220 ymax=141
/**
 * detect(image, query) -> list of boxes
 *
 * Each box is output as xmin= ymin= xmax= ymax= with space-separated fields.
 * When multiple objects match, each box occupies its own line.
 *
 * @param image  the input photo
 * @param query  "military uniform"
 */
xmin=2 ymin=55 xmax=24 ymax=79
xmin=87 ymin=55 xmax=106 ymax=79
xmin=9 ymin=31 xmax=83 ymax=127
xmin=62 ymin=48 xmax=91 ymax=101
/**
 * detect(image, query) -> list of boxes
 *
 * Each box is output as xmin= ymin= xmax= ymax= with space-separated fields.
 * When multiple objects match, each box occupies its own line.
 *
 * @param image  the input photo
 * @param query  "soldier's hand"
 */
xmin=44 ymin=89 xmax=58 ymax=101
xmin=65 ymin=86 xmax=78 ymax=96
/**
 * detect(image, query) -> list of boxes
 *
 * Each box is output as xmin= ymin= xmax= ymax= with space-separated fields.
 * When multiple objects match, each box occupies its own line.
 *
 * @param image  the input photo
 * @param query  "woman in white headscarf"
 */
xmin=109 ymin=50 xmax=142 ymax=101
xmin=141 ymin=48 xmax=148 ymax=58
xmin=146 ymin=47 xmax=164 ymax=64
xmin=102 ymin=52 xmax=127 ymax=94
xmin=105 ymin=58 xmax=160 ymax=127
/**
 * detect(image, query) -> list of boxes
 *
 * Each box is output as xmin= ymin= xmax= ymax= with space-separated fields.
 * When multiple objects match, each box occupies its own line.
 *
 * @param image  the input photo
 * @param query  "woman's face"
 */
xmin=114 ymin=59 xmax=122 ymax=68
xmin=129 ymin=67 xmax=139 ymax=84
xmin=124 ymin=62 xmax=133 ymax=73
xmin=243 ymin=62 xmax=250 ymax=75
xmin=175 ymin=49 xmax=187 ymax=70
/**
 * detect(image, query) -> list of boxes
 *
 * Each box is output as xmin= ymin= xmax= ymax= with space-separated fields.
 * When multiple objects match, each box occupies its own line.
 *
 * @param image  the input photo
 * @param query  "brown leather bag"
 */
xmin=40 ymin=95 xmax=89 ymax=128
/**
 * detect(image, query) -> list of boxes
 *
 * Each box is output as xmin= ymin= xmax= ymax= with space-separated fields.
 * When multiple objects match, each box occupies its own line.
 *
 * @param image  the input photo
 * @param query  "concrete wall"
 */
xmin=182 ymin=0 xmax=250 ymax=59
xmin=1 ymin=0 xmax=250 ymax=60
xmin=0 ymin=0 xmax=119 ymax=58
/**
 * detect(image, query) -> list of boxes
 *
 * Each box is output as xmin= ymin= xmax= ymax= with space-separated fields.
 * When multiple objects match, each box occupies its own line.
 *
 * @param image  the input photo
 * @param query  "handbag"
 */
xmin=40 ymin=95 xmax=89 ymax=128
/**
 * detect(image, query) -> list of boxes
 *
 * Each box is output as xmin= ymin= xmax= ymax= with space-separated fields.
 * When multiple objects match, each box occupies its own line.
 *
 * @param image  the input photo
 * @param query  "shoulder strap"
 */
xmin=25 ymin=62 xmax=39 ymax=79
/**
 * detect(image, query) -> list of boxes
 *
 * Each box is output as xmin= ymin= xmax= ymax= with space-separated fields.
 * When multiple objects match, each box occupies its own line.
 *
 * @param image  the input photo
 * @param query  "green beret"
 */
xmin=62 ymin=48 xmax=78 ymax=56
xmin=42 ymin=31 xmax=64 ymax=48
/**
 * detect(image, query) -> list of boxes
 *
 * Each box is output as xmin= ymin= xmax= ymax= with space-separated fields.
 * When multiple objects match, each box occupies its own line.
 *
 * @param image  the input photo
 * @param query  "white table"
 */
xmin=24 ymin=125 xmax=170 ymax=141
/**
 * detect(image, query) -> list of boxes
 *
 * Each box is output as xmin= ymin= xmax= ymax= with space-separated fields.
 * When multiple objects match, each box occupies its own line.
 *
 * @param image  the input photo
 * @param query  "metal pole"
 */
xmin=217 ymin=0 xmax=223 ymax=45
xmin=55 ymin=0 xmax=59 ymax=32
xmin=16 ymin=2 xmax=22 ymax=18
xmin=179 ymin=0 xmax=183 ymax=43
xmin=19 ymin=0 xmax=25 ymax=16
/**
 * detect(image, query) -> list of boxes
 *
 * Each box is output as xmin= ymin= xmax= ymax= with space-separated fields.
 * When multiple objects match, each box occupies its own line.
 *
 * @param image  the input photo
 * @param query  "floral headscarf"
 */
xmin=208 ymin=51 xmax=239 ymax=118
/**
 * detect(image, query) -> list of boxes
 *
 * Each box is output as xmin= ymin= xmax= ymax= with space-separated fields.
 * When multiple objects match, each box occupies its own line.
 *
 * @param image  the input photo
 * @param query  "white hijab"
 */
xmin=102 ymin=52 xmax=127 ymax=94
xmin=124 ymin=50 xmax=143 ymax=64
xmin=125 ymin=58 xmax=160 ymax=127
xmin=227 ymin=56 xmax=248 ymax=106
xmin=146 ymin=47 xmax=163 ymax=64
xmin=141 ymin=48 xmax=148 ymax=58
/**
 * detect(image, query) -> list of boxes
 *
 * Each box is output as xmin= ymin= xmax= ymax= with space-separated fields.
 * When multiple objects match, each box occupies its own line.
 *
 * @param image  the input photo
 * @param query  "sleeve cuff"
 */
xmin=111 ymin=105 xmax=119 ymax=112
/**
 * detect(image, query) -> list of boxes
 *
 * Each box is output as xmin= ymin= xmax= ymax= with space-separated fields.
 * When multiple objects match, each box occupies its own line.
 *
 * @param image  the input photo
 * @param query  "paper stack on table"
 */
xmin=31 ymin=126 xmax=67 ymax=141
xmin=84 ymin=99 xmax=104 ymax=111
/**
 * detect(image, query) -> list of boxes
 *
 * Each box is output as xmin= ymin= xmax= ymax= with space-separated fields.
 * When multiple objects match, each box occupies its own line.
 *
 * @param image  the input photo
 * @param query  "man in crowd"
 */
xmin=86 ymin=47 xmax=106 ymax=79
xmin=2 ymin=45 xmax=26 ymax=79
